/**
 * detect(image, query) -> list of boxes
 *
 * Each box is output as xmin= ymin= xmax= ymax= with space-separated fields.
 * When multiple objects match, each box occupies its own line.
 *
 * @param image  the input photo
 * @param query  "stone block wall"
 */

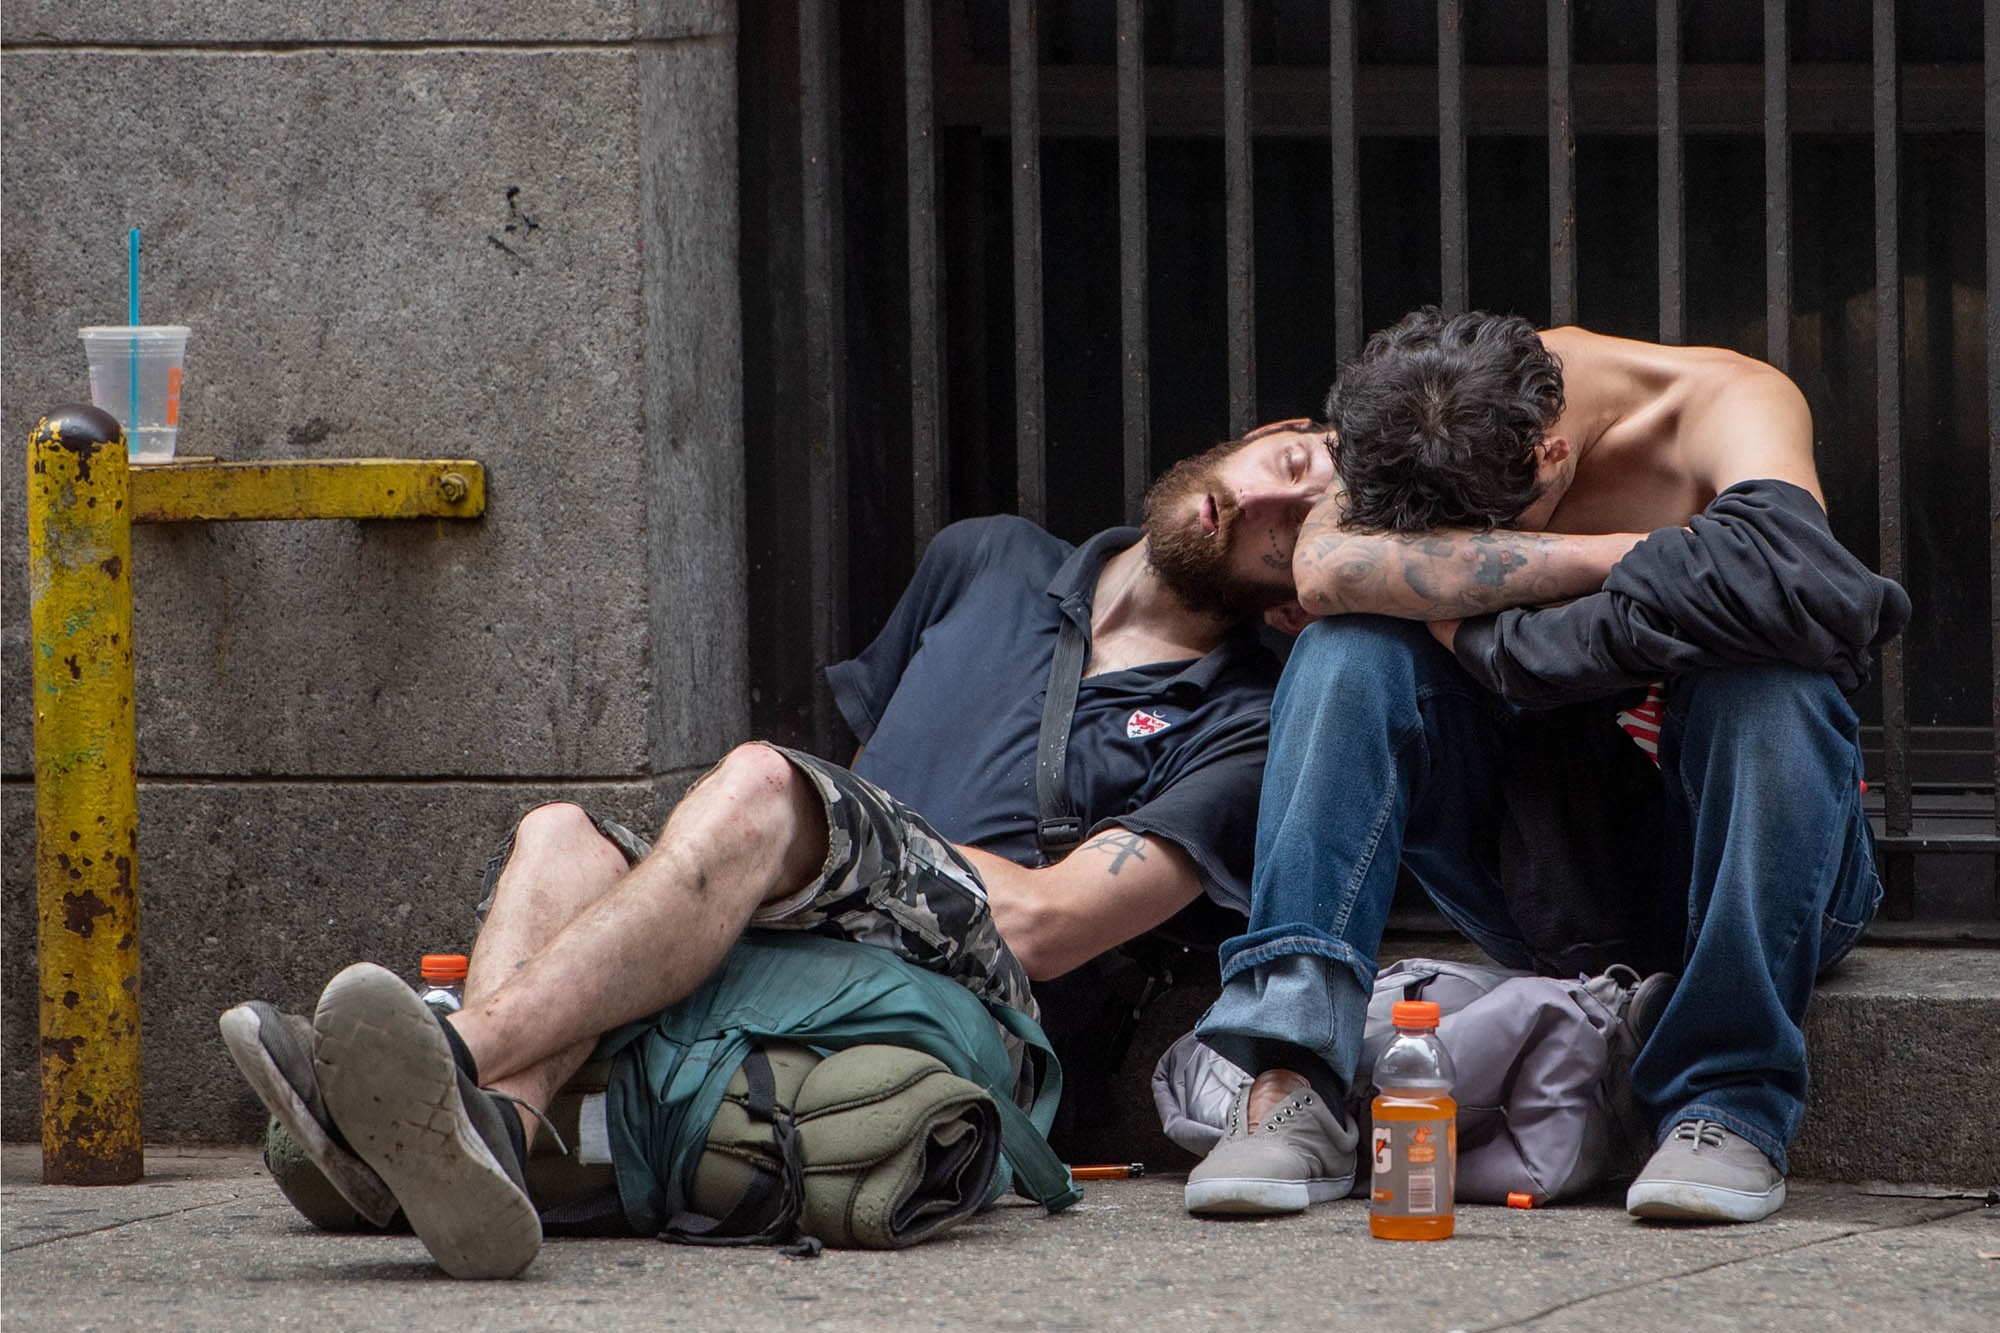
xmin=0 ymin=4 xmax=744 ymax=1140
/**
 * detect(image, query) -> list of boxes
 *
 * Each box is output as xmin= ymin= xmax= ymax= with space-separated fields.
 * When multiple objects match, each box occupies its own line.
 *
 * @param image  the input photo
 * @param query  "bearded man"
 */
xmin=222 ymin=419 xmax=1337 ymax=1277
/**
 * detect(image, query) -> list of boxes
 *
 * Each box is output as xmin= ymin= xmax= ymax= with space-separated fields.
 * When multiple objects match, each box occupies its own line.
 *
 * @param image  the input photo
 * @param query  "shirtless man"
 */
xmin=1182 ymin=309 xmax=1906 ymax=1224
xmin=222 ymin=419 xmax=1336 ymax=1277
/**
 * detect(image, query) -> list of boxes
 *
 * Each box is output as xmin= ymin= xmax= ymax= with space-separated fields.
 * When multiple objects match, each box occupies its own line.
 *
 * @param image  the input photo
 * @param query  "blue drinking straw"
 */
xmin=127 ymin=229 xmax=141 ymax=456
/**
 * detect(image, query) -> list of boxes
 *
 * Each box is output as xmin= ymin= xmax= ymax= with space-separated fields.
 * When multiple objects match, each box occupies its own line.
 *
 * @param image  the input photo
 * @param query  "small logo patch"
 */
xmin=1126 ymin=709 xmax=1173 ymax=738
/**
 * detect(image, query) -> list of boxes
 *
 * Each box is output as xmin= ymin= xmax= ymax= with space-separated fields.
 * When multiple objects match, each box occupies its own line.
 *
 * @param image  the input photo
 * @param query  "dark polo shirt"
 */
xmin=828 ymin=515 xmax=1279 ymax=911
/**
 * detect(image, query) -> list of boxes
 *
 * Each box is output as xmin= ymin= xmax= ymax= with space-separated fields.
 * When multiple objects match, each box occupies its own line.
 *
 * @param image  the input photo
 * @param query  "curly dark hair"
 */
xmin=1325 ymin=308 xmax=1565 ymax=531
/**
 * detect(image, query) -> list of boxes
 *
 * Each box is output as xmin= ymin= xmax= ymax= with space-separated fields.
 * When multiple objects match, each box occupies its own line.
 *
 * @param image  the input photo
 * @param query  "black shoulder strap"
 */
xmin=658 ymin=1047 xmax=822 ymax=1257
xmin=1035 ymin=612 xmax=1089 ymax=863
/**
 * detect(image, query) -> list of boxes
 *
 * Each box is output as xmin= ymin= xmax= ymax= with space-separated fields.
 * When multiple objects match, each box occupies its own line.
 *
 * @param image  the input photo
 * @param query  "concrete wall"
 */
xmin=0 ymin=4 xmax=745 ymax=1140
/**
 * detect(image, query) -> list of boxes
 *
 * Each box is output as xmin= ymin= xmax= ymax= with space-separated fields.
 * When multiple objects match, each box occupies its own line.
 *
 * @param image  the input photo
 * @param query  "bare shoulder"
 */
xmin=1542 ymin=326 xmax=1778 ymax=391
xmin=1545 ymin=326 xmax=1820 ymax=508
xmin=1538 ymin=324 xmax=1627 ymax=363
xmin=1674 ymin=347 xmax=1820 ymax=504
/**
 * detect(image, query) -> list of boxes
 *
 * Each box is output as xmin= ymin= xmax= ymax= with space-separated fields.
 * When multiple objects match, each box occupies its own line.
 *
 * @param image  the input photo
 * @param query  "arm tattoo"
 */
xmin=1294 ymin=510 xmax=1390 ymax=614
xmin=1084 ymin=831 xmax=1150 ymax=875
xmin=1402 ymin=534 xmax=1458 ymax=604
xmin=1394 ymin=531 xmax=1564 ymax=615
xmin=1297 ymin=520 xmax=1577 ymax=618
xmin=1466 ymin=532 xmax=1530 ymax=590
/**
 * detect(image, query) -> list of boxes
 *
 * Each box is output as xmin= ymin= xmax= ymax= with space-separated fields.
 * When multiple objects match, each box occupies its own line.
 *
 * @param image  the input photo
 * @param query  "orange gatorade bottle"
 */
xmin=417 ymin=953 xmax=468 ymax=1014
xmin=1368 ymin=999 xmax=1458 ymax=1240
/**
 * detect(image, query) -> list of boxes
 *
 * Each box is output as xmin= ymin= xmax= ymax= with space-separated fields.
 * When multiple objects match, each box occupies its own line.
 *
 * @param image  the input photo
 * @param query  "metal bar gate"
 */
xmin=768 ymin=0 xmax=1996 ymax=924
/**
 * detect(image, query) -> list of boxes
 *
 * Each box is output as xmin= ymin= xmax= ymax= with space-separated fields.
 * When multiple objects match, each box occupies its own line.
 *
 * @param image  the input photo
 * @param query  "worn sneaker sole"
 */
xmin=219 ymin=1003 xmax=398 ymax=1228
xmin=1626 ymin=1176 xmax=1786 ymax=1223
xmin=1184 ymin=1171 xmax=1355 ymax=1215
xmin=315 ymin=962 xmax=541 ymax=1278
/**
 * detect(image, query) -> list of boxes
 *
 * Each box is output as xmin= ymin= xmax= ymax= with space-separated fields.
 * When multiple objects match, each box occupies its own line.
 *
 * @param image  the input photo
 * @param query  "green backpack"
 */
xmin=587 ymin=930 xmax=1078 ymax=1246
xmin=267 ymin=931 xmax=1079 ymax=1249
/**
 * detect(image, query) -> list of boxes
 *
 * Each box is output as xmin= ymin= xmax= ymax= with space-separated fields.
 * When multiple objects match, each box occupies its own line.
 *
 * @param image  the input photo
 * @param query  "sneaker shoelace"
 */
xmin=1672 ymin=1119 xmax=1729 ymax=1152
xmin=486 ymin=1088 xmax=570 ymax=1158
xmin=1227 ymin=1087 xmax=1315 ymax=1137
xmin=1261 ymin=1092 xmax=1313 ymax=1131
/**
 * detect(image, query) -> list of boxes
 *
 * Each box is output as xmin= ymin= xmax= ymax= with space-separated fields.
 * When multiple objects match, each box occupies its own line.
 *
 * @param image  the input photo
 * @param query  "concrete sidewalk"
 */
xmin=4 ymin=1144 xmax=1993 ymax=1330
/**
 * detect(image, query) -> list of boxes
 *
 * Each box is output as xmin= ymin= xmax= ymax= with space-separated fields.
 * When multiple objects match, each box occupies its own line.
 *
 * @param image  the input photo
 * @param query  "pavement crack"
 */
xmin=3 ymin=1192 xmax=253 ymax=1254
xmin=1468 ymin=1201 xmax=1991 ymax=1331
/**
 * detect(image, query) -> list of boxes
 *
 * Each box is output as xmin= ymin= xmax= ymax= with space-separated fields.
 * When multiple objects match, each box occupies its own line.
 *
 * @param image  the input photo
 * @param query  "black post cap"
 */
xmin=34 ymin=403 xmax=123 ymax=446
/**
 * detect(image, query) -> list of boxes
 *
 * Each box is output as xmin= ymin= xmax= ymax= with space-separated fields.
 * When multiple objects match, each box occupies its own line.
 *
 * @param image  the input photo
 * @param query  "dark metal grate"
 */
xmin=907 ymin=0 xmax=946 ymax=558
xmin=1990 ymin=0 xmax=2000 ymax=877
xmin=1873 ymin=0 xmax=1914 ymax=915
xmin=1439 ymin=0 xmax=1467 ymax=314
xmin=1330 ymin=0 xmax=1362 ymax=363
xmin=799 ymin=0 xmax=847 ymax=760
xmin=1548 ymin=0 xmax=1576 ymax=328
xmin=1763 ymin=0 xmax=1790 ymax=373
xmin=1222 ymin=0 xmax=1257 ymax=437
xmin=1656 ymin=0 xmax=1684 ymax=344
xmin=1117 ymin=0 xmax=1150 ymax=523
xmin=759 ymin=1 xmax=1996 ymax=925
xmin=1010 ymin=0 xmax=1046 ymax=524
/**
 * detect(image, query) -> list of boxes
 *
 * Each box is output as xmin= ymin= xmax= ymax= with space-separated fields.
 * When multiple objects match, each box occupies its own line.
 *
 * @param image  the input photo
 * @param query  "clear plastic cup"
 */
xmin=78 ymin=325 xmax=191 ymax=462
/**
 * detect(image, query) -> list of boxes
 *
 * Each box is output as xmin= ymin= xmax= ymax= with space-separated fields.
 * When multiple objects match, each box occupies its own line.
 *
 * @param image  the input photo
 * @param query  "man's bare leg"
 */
xmin=304 ymin=749 xmax=823 ymax=1276
xmin=465 ymin=802 xmax=635 ymax=1003
xmin=447 ymin=743 xmax=828 ymax=1128
xmin=457 ymin=801 xmax=635 ymax=1132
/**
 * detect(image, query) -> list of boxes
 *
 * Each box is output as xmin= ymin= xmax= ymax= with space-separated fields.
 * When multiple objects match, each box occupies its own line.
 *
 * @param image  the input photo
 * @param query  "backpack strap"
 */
xmin=987 ymin=1002 xmax=1082 ymax=1212
xmin=1034 ymin=611 xmax=1090 ymax=863
xmin=658 ymin=1046 xmax=823 ymax=1257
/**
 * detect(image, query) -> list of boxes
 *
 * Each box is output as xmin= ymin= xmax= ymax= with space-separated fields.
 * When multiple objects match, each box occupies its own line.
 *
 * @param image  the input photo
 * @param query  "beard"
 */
xmin=1139 ymin=445 xmax=1278 ymax=621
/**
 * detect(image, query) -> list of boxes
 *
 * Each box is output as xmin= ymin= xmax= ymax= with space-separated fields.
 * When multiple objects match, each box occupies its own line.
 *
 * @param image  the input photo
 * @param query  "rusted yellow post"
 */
xmin=26 ymin=412 xmax=485 ymax=1180
xmin=27 ymin=404 xmax=142 ymax=1185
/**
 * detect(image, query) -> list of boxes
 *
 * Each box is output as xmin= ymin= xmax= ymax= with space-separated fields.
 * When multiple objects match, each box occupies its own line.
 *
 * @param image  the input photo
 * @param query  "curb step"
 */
xmin=1059 ymin=941 xmax=2000 ymax=1189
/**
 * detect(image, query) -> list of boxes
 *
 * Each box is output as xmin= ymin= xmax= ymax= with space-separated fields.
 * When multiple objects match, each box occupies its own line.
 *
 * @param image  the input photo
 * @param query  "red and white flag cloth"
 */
xmin=1616 ymin=682 xmax=1668 ymax=766
xmin=1612 ymin=680 xmax=1869 ymax=793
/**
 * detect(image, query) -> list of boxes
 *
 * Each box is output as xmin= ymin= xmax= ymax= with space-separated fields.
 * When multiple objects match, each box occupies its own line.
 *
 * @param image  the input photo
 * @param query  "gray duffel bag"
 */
xmin=1155 ymin=957 xmax=1673 ymax=1205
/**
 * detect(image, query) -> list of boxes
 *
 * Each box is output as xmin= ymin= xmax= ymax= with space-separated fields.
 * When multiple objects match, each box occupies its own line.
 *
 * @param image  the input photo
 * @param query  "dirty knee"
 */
xmin=706 ymin=743 xmax=810 ymax=810
xmin=517 ymin=801 xmax=603 ymax=850
xmin=511 ymin=802 xmax=628 ymax=876
xmin=675 ymin=745 xmax=826 ymax=883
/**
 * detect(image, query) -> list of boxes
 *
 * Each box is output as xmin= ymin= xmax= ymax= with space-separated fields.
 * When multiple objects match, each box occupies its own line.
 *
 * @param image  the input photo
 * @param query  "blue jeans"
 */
xmin=1196 ymin=616 xmax=1883 ymax=1173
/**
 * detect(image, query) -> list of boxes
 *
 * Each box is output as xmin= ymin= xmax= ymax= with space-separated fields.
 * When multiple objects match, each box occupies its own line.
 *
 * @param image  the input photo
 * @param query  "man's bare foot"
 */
xmin=1245 ymin=1068 xmax=1310 ymax=1129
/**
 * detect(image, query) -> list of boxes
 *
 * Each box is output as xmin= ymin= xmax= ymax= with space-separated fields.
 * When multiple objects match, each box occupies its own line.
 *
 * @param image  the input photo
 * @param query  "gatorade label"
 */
xmin=1369 ymin=1116 xmax=1455 ymax=1216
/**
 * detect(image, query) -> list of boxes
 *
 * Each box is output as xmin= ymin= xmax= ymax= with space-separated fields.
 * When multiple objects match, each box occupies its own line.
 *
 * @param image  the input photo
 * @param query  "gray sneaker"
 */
xmin=1184 ymin=1080 xmax=1358 ymax=1215
xmin=314 ymin=962 xmax=542 ymax=1278
xmin=1626 ymin=1119 xmax=1786 ymax=1222
xmin=219 ymin=1000 xmax=398 ymax=1227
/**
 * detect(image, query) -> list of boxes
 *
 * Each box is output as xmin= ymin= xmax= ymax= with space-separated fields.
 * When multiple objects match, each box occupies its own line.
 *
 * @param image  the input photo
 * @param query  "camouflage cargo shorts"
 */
xmin=478 ymin=744 xmax=1034 ymax=1019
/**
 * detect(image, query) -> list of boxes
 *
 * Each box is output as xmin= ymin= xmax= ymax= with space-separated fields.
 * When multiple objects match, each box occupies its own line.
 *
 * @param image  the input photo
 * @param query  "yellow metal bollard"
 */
xmin=27 ymin=404 xmax=142 ymax=1184
xmin=24 ymin=404 xmax=483 ymax=1180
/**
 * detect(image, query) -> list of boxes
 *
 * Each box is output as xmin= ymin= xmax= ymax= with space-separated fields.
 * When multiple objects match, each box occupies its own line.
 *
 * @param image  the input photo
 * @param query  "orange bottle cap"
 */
xmin=1507 ymin=1191 xmax=1535 ymax=1209
xmin=1391 ymin=999 xmax=1441 ymax=1029
xmin=420 ymin=953 xmax=469 ymax=981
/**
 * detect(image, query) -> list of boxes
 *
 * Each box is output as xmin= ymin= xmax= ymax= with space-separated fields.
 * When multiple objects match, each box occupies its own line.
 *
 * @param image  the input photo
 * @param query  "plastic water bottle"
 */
xmin=417 ymin=953 xmax=468 ymax=1014
xmin=1368 ymin=999 xmax=1457 ymax=1240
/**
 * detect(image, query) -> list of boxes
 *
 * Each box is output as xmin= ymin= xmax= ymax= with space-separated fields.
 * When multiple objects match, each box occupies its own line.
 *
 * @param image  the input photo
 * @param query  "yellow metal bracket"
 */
xmin=131 ymin=457 xmax=484 ymax=523
xmin=26 ymin=404 xmax=485 ymax=1184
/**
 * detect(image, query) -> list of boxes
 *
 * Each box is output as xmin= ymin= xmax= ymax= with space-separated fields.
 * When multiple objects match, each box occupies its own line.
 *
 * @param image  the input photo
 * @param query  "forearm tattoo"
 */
xmin=1294 ymin=515 xmax=1573 ymax=618
xmin=1084 ymin=831 xmax=1150 ymax=876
